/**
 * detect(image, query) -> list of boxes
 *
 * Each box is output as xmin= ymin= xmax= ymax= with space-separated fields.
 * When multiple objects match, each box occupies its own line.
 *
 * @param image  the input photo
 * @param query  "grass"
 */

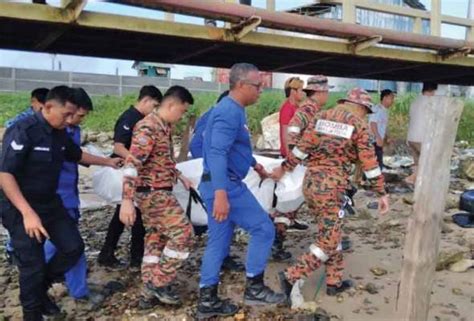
xmin=0 ymin=91 xmax=473 ymax=145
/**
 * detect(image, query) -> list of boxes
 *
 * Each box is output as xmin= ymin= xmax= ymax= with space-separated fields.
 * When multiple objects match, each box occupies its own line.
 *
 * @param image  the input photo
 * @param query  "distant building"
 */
xmin=273 ymin=0 xmax=429 ymax=94
xmin=132 ymin=61 xmax=172 ymax=78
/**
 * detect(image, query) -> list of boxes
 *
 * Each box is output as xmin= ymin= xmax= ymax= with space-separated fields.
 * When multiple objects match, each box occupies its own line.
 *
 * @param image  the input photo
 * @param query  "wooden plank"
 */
xmin=430 ymin=0 xmax=441 ymax=36
xmin=342 ymin=0 xmax=356 ymax=24
xmin=397 ymin=97 xmax=464 ymax=321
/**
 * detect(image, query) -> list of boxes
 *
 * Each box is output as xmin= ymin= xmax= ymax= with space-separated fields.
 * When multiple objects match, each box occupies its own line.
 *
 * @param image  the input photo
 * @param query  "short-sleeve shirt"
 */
xmin=407 ymin=96 xmax=427 ymax=143
xmin=5 ymin=106 xmax=35 ymax=128
xmin=112 ymin=106 xmax=145 ymax=156
xmin=279 ymin=99 xmax=298 ymax=156
xmin=368 ymin=103 xmax=389 ymax=139
xmin=0 ymin=112 xmax=82 ymax=203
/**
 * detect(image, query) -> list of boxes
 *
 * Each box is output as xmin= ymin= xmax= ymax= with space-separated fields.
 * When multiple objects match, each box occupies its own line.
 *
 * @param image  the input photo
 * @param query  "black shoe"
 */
xmin=272 ymin=248 xmax=292 ymax=262
xmin=41 ymin=294 xmax=61 ymax=316
xmin=138 ymin=296 xmax=160 ymax=310
xmin=244 ymin=273 xmax=286 ymax=305
xmin=326 ymin=280 xmax=353 ymax=296
xmin=143 ymin=282 xmax=181 ymax=306
xmin=76 ymin=290 xmax=106 ymax=309
xmin=197 ymin=285 xmax=239 ymax=319
xmin=287 ymin=220 xmax=309 ymax=232
xmin=23 ymin=309 xmax=43 ymax=321
xmin=129 ymin=259 xmax=142 ymax=271
xmin=341 ymin=237 xmax=352 ymax=251
xmin=278 ymin=271 xmax=293 ymax=306
xmin=222 ymin=256 xmax=245 ymax=272
xmin=97 ymin=250 xmax=126 ymax=269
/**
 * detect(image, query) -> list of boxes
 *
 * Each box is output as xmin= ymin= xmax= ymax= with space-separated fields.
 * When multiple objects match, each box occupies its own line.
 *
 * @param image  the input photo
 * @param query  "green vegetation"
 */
xmin=0 ymin=90 xmax=472 ymax=145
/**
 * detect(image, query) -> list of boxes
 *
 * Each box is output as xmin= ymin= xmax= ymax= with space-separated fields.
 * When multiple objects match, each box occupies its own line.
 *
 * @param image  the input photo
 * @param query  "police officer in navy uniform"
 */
xmin=0 ymin=86 xmax=121 ymax=321
xmin=98 ymin=85 xmax=162 ymax=269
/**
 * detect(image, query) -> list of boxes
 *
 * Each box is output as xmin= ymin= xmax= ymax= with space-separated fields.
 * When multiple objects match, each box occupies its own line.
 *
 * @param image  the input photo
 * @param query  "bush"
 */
xmin=0 ymin=91 xmax=473 ymax=145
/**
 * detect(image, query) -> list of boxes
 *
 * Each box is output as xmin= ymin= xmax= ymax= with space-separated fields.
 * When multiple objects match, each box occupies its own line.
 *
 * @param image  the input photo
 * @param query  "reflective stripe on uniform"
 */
xmin=309 ymin=244 xmax=329 ymax=262
xmin=142 ymin=255 xmax=160 ymax=264
xmin=274 ymin=217 xmax=291 ymax=226
xmin=364 ymin=167 xmax=382 ymax=179
xmin=292 ymin=147 xmax=308 ymax=160
xmin=287 ymin=126 xmax=301 ymax=134
xmin=163 ymin=247 xmax=190 ymax=260
xmin=123 ymin=166 xmax=138 ymax=177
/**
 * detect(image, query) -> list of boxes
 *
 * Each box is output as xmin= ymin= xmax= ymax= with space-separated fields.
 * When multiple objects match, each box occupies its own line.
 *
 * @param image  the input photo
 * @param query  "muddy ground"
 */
xmin=0 ymin=164 xmax=473 ymax=321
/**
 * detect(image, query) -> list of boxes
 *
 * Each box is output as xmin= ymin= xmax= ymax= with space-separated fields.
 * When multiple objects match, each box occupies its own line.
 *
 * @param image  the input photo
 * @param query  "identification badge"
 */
xmin=315 ymin=119 xmax=354 ymax=139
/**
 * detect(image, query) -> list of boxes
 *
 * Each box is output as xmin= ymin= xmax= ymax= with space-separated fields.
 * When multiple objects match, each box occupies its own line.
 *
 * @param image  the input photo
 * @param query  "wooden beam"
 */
xmin=266 ymin=0 xmax=275 ymax=11
xmin=342 ymin=0 xmax=356 ymax=24
xmin=349 ymin=35 xmax=383 ymax=53
xmin=63 ymin=0 xmax=87 ymax=22
xmin=413 ymin=17 xmax=423 ymax=34
xmin=430 ymin=0 xmax=441 ymax=36
xmin=397 ymin=97 xmax=464 ymax=321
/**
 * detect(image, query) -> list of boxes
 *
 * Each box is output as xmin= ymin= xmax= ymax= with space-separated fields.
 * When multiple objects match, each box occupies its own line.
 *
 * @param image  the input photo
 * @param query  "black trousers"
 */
xmin=373 ymin=143 xmax=384 ymax=169
xmin=100 ymin=204 xmax=145 ymax=262
xmin=1 ymin=197 xmax=84 ymax=312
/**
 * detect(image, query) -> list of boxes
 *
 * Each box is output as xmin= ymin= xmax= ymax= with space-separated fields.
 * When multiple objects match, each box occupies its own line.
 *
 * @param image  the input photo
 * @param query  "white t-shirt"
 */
xmin=368 ymin=103 xmax=389 ymax=140
xmin=407 ymin=95 xmax=429 ymax=143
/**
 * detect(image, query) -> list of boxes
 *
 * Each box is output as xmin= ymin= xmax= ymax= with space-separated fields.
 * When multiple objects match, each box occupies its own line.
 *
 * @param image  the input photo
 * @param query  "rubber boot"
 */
xmin=244 ymin=273 xmax=286 ymax=305
xmin=197 ymin=285 xmax=239 ymax=319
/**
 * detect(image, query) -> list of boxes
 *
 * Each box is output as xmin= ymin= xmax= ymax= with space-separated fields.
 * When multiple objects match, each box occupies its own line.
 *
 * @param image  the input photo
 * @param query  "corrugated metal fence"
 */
xmin=0 ymin=67 xmax=230 ymax=96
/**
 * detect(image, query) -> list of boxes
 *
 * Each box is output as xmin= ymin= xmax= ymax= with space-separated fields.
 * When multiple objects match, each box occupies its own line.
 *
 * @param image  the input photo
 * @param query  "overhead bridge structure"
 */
xmin=1 ymin=0 xmax=474 ymax=85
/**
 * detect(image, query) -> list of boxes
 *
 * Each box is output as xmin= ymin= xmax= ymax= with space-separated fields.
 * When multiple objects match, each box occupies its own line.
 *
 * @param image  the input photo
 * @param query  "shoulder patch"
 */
xmin=10 ymin=140 xmax=24 ymax=151
xmin=315 ymin=119 xmax=354 ymax=139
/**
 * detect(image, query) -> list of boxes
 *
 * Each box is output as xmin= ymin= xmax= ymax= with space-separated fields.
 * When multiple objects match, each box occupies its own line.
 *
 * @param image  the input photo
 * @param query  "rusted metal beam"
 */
xmin=111 ymin=0 xmax=474 ymax=51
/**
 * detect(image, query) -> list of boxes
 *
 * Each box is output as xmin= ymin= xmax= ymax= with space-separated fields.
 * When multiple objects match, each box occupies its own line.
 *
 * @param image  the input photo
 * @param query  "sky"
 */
xmin=0 ymin=0 xmax=470 ymax=80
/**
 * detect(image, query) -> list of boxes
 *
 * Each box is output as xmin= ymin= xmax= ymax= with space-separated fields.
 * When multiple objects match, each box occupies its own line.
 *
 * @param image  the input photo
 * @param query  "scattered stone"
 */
xmin=459 ymin=157 xmax=474 ymax=181
xmin=436 ymin=251 xmax=465 ymax=271
xmin=445 ymin=194 xmax=459 ymax=210
xmin=370 ymin=267 xmax=388 ymax=276
xmin=440 ymin=221 xmax=453 ymax=234
xmin=234 ymin=311 xmax=246 ymax=320
xmin=452 ymin=288 xmax=463 ymax=295
xmin=367 ymin=201 xmax=378 ymax=210
xmin=403 ymin=197 xmax=415 ymax=205
xmin=448 ymin=259 xmax=474 ymax=272
xmin=365 ymin=283 xmax=378 ymax=294
xmin=356 ymin=208 xmax=373 ymax=220
xmin=336 ymin=295 xmax=344 ymax=303
xmin=363 ymin=298 xmax=372 ymax=305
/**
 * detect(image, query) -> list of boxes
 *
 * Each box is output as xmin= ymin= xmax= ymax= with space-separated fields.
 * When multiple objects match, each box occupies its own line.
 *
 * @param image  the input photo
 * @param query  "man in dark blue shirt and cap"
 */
xmin=0 ymin=86 xmax=121 ymax=321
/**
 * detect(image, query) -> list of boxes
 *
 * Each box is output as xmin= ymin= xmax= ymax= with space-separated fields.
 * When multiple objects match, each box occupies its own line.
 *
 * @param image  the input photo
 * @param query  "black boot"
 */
xmin=244 ymin=273 xmax=286 ymax=305
xmin=197 ymin=285 xmax=239 ymax=319
xmin=143 ymin=282 xmax=181 ymax=306
xmin=41 ymin=294 xmax=61 ymax=316
xmin=97 ymin=247 xmax=125 ymax=269
xmin=271 ymin=236 xmax=292 ymax=262
xmin=326 ymin=280 xmax=353 ymax=296
xmin=221 ymin=255 xmax=245 ymax=272
xmin=278 ymin=271 xmax=293 ymax=306
xmin=23 ymin=309 xmax=43 ymax=321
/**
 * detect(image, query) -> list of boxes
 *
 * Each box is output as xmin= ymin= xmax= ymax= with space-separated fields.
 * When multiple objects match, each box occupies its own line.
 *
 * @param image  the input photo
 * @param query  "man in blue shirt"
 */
xmin=197 ymin=63 xmax=285 ymax=319
xmin=5 ymin=88 xmax=49 ymax=128
xmin=189 ymin=90 xmax=244 ymax=273
xmin=43 ymin=88 xmax=104 ymax=305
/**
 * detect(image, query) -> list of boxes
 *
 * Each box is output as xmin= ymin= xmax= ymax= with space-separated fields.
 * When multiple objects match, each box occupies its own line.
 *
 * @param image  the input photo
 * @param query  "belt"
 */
xmin=201 ymin=173 xmax=239 ymax=182
xmin=136 ymin=186 xmax=173 ymax=193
